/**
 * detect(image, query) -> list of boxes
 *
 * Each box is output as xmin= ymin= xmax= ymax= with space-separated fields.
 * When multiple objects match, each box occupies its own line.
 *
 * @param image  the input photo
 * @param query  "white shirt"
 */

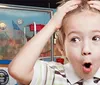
xmin=30 ymin=60 xmax=100 ymax=85
xmin=64 ymin=63 xmax=100 ymax=85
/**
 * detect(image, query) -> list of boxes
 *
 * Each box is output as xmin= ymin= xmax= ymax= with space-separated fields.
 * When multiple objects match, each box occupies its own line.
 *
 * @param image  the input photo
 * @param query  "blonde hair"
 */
xmin=56 ymin=0 xmax=100 ymax=57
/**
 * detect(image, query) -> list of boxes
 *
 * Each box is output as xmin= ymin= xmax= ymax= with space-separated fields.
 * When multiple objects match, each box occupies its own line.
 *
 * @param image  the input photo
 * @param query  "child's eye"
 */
xmin=92 ymin=36 xmax=100 ymax=41
xmin=70 ymin=37 xmax=80 ymax=42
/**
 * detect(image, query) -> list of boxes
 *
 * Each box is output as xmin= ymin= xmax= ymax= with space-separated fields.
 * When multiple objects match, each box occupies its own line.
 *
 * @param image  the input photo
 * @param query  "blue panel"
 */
xmin=0 ymin=60 xmax=11 ymax=64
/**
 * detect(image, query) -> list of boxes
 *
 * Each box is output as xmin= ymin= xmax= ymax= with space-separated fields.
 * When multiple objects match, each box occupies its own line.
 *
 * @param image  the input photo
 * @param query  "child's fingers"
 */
xmin=88 ymin=1 xmax=100 ymax=6
xmin=61 ymin=0 xmax=81 ymax=10
xmin=62 ymin=0 xmax=81 ymax=7
xmin=65 ymin=5 xmax=78 ymax=13
xmin=57 ymin=0 xmax=81 ymax=14
xmin=53 ymin=0 xmax=81 ymax=29
xmin=90 ymin=4 xmax=100 ymax=10
xmin=88 ymin=1 xmax=100 ymax=10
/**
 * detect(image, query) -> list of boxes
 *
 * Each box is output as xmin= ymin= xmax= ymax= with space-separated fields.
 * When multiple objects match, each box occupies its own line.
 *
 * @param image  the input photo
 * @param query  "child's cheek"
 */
xmin=67 ymin=45 xmax=82 ymax=61
xmin=67 ymin=45 xmax=81 ymax=56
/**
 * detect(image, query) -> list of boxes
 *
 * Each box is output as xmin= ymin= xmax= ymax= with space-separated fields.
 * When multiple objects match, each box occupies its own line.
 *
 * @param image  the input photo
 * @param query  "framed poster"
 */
xmin=0 ymin=4 xmax=54 ymax=64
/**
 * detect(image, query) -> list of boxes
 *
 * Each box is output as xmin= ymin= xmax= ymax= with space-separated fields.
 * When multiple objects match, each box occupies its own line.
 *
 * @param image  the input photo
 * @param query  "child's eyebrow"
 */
xmin=67 ymin=31 xmax=81 ymax=36
xmin=67 ymin=30 xmax=100 ymax=36
xmin=92 ymin=30 xmax=100 ymax=33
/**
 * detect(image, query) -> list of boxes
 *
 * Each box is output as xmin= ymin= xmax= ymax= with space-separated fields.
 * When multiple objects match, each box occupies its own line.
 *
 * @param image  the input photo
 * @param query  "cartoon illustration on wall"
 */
xmin=0 ymin=8 xmax=52 ymax=60
xmin=0 ymin=20 xmax=26 ymax=60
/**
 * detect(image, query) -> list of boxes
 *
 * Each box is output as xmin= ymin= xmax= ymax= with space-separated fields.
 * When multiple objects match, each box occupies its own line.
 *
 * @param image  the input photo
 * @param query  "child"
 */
xmin=8 ymin=0 xmax=100 ymax=85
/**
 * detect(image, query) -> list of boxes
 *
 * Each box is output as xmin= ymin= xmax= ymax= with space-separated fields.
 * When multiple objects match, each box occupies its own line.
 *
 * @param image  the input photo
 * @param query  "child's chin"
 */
xmin=81 ymin=71 xmax=95 ymax=80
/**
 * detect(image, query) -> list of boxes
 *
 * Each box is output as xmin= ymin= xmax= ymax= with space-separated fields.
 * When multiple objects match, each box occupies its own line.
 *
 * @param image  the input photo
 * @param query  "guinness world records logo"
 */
xmin=0 ymin=69 xmax=9 ymax=85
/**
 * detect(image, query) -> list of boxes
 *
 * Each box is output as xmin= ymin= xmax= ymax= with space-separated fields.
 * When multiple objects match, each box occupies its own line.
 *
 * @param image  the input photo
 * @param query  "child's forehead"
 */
xmin=63 ymin=10 xmax=100 ymax=33
xmin=63 ymin=10 xmax=100 ymax=26
xmin=66 ymin=10 xmax=100 ymax=20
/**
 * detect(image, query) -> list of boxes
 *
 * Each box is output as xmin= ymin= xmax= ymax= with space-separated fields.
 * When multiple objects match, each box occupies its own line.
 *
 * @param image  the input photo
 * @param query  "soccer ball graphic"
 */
xmin=0 ymin=22 xmax=6 ymax=30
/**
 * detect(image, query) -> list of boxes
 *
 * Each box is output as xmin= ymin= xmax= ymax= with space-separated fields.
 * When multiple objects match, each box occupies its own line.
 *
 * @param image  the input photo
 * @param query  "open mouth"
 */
xmin=83 ymin=63 xmax=92 ymax=68
xmin=82 ymin=62 xmax=92 ymax=73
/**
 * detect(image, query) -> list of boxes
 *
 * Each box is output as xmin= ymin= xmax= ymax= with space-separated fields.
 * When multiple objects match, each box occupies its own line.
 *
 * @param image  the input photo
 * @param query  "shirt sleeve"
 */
xmin=29 ymin=60 xmax=55 ymax=85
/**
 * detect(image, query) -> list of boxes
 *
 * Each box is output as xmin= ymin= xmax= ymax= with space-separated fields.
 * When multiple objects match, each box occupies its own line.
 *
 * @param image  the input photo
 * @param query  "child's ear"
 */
xmin=56 ymin=42 xmax=69 ymax=62
xmin=56 ymin=43 xmax=66 ymax=56
xmin=55 ymin=29 xmax=66 ymax=56
xmin=60 ymin=49 xmax=66 ymax=56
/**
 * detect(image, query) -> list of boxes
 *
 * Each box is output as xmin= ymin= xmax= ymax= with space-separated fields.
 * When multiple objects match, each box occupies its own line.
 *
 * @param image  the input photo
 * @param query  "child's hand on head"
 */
xmin=88 ymin=0 xmax=100 ymax=10
xmin=52 ymin=0 xmax=81 ymax=29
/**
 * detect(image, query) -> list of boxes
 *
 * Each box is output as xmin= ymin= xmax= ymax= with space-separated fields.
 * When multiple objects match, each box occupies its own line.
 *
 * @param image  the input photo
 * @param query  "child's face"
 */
xmin=64 ymin=10 xmax=100 ymax=79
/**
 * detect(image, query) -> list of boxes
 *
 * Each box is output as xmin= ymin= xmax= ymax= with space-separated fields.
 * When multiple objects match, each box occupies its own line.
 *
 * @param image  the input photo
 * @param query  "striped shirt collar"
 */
xmin=64 ymin=63 xmax=100 ymax=84
xmin=64 ymin=63 xmax=81 ymax=84
xmin=94 ymin=67 xmax=100 ymax=79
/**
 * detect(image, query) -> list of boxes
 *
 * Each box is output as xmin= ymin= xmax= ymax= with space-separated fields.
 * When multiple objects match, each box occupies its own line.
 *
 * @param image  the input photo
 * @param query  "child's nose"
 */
xmin=82 ymin=52 xmax=91 ymax=56
xmin=81 ymin=42 xmax=92 ymax=56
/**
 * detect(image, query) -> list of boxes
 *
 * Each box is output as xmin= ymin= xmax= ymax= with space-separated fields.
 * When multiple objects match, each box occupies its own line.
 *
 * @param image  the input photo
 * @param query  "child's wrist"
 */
xmin=51 ymin=19 xmax=60 ymax=30
xmin=50 ymin=15 xmax=61 ymax=30
xmin=51 ymin=11 xmax=65 ymax=30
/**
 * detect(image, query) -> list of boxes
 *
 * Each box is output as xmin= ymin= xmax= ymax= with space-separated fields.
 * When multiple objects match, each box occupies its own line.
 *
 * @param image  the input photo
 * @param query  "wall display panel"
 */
xmin=0 ymin=4 xmax=55 ymax=85
xmin=0 ymin=4 xmax=54 ymax=63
